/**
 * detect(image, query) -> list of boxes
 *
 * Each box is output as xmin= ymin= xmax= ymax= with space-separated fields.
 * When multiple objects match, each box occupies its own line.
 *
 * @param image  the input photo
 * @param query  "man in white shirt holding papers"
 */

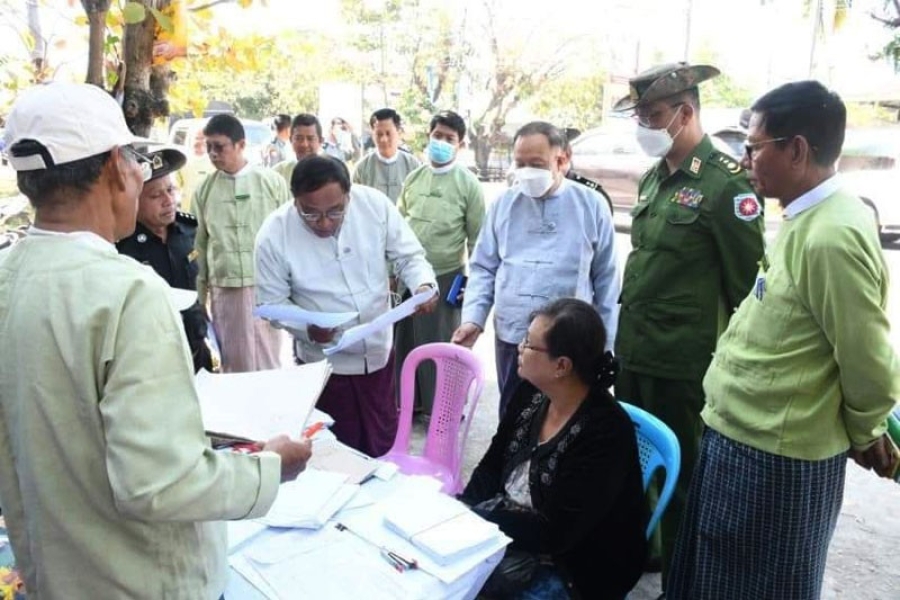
xmin=255 ymin=155 xmax=438 ymax=457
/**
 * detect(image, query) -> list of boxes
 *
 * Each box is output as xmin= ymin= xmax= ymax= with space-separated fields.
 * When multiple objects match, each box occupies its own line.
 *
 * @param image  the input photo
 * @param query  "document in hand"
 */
xmin=383 ymin=489 xmax=502 ymax=566
xmin=308 ymin=439 xmax=380 ymax=485
xmin=324 ymin=287 xmax=437 ymax=356
xmin=256 ymin=469 xmax=358 ymax=529
xmin=253 ymin=304 xmax=358 ymax=330
xmin=196 ymin=361 xmax=332 ymax=442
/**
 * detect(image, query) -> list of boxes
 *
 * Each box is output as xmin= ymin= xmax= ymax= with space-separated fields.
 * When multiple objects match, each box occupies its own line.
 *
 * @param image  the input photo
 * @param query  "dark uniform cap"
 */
xmin=613 ymin=62 xmax=720 ymax=112
xmin=139 ymin=146 xmax=187 ymax=182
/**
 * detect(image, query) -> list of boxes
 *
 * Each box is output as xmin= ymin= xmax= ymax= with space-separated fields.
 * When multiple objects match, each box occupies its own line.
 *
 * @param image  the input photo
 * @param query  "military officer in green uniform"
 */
xmin=613 ymin=62 xmax=765 ymax=597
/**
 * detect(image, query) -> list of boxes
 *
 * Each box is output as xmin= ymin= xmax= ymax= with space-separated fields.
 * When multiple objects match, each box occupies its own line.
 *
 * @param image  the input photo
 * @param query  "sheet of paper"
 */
xmin=167 ymin=287 xmax=198 ymax=312
xmin=308 ymin=439 xmax=379 ymax=484
xmin=340 ymin=500 xmax=511 ymax=585
xmin=254 ymin=304 xmax=358 ymax=329
xmin=247 ymin=532 xmax=420 ymax=600
xmin=196 ymin=361 xmax=332 ymax=442
xmin=227 ymin=519 xmax=268 ymax=552
xmin=256 ymin=469 xmax=355 ymax=529
xmin=324 ymin=288 xmax=436 ymax=356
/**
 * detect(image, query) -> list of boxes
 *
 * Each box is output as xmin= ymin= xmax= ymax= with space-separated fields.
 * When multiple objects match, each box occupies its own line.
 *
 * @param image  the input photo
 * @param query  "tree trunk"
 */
xmin=122 ymin=0 xmax=173 ymax=136
xmin=81 ymin=0 xmax=111 ymax=86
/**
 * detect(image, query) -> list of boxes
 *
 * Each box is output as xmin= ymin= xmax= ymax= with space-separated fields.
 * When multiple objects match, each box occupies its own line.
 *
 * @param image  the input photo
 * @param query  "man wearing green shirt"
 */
xmin=272 ymin=113 xmax=324 ymax=186
xmin=0 ymin=82 xmax=310 ymax=599
xmin=668 ymin=80 xmax=899 ymax=600
xmin=396 ymin=111 xmax=485 ymax=416
xmin=613 ymin=62 xmax=766 ymax=591
xmin=193 ymin=114 xmax=289 ymax=372
xmin=352 ymin=108 xmax=421 ymax=203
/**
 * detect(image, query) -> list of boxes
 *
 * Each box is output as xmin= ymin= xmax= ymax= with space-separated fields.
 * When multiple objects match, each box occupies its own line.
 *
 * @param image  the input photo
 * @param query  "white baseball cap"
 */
xmin=3 ymin=82 xmax=149 ymax=171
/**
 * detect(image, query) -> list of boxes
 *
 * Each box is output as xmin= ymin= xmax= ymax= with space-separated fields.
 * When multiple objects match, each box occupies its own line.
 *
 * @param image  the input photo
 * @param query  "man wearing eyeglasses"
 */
xmin=192 ymin=114 xmax=291 ymax=373
xmin=117 ymin=146 xmax=214 ymax=373
xmin=612 ymin=62 xmax=765 ymax=595
xmin=0 ymin=82 xmax=309 ymax=600
xmin=668 ymin=81 xmax=899 ymax=600
xmin=255 ymin=155 xmax=438 ymax=457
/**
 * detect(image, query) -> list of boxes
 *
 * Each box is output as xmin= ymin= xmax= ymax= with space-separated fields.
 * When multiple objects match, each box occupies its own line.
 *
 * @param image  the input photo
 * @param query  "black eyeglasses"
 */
xmin=206 ymin=141 xmax=232 ymax=154
xmin=122 ymin=146 xmax=157 ymax=182
xmin=297 ymin=197 xmax=348 ymax=223
xmin=743 ymin=137 xmax=788 ymax=161
xmin=519 ymin=336 xmax=549 ymax=353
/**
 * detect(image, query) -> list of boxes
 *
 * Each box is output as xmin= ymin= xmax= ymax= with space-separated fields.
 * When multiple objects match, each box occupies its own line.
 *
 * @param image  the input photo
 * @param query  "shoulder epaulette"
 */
xmin=708 ymin=150 xmax=744 ymax=175
xmin=175 ymin=211 xmax=198 ymax=226
xmin=568 ymin=171 xmax=614 ymax=212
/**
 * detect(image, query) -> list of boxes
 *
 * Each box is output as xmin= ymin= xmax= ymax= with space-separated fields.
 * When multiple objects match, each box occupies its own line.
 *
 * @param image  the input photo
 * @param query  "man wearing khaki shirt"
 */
xmin=0 ymin=83 xmax=310 ymax=599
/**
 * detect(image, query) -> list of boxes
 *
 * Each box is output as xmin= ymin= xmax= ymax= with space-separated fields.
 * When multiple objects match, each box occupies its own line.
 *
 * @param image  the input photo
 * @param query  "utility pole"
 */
xmin=808 ymin=0 xmax=823 ymax=78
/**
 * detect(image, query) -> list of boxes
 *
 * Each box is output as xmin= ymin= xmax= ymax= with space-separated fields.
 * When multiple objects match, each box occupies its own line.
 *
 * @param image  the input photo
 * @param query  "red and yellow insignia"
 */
xmin=734 ymin=193 xmax=761 ymax=221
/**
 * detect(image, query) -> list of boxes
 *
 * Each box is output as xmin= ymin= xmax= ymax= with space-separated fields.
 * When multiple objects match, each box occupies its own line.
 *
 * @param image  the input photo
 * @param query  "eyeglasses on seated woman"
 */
xmin=460 ymin=298 xmax=648 ymax=600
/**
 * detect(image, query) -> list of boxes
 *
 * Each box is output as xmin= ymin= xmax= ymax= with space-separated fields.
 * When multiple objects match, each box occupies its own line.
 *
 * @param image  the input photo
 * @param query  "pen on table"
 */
xmin=303 ymin=421 xmax=326 ymax=438
xmin=334 ymin=522 xmax=418 ymax=573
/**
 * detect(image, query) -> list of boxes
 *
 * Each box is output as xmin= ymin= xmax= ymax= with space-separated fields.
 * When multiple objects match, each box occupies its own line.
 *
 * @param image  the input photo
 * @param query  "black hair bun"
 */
xmin=596 ymin=351 xmax=619 ymax=388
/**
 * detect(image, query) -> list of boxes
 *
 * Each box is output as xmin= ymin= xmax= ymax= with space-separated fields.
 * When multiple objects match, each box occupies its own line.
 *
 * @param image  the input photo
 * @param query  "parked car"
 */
xmin=168 ymin=117 xmax=272 ymax=167
xmin=838 ymin=128 xmax=900 ymax=244
xmin=568 ymin=124 xmax=747 ymax=212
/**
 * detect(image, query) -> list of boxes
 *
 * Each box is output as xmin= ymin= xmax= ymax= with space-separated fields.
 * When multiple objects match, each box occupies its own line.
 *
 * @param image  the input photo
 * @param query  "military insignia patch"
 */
xmin=689 ymin=157 xmax=702 ymax=174
xmin=734 ymin=194 xmax=761 ymax=221
xmin=672 ymin=187 xmax=704 ymax=209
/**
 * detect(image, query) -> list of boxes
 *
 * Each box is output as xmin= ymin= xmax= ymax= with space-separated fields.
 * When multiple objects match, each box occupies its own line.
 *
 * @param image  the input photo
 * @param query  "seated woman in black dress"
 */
xmin=460 ymin=298 xmax=647 ymax=600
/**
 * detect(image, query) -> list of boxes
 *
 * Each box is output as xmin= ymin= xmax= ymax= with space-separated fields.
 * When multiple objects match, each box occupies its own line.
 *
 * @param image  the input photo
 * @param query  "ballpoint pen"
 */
xmin=335 ymin=522 xmax=418 ymax=573
xmin=303 ymin=421 xmax=326 ymax=438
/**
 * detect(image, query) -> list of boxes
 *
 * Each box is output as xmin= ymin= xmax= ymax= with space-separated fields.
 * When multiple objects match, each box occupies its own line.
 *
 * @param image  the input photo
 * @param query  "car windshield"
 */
xmin=840 ymin=130 xmax=899 ymax=172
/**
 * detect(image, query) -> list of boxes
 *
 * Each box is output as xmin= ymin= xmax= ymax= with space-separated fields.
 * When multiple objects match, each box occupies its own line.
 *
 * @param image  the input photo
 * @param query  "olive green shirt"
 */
xmin=193 ymin=165 xmax=290 ymax=304
xmin=397 ymin=164 xmax=485 ymax=276
xmin=616 ymin=135 xmax=765 ymax=381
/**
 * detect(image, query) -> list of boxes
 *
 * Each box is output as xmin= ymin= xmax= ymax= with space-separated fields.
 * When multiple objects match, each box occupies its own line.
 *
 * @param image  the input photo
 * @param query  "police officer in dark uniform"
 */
xmin=562 ymin=127 xmax=615 ymax=214
xmin=612 ymin=63 xmax=765 ymax=598
xmin=116 ymin=147 xmax=214 ymax=372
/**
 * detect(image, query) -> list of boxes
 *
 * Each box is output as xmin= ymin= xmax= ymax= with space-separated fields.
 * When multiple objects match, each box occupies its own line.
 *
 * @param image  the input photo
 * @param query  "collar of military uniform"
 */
xmin=654 ymin=134 xmax=716 ymax=180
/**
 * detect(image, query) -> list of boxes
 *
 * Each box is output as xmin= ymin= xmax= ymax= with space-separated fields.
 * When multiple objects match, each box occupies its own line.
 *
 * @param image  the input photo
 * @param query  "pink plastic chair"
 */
xmin=380 ymin=343 xmax=485 ymax=494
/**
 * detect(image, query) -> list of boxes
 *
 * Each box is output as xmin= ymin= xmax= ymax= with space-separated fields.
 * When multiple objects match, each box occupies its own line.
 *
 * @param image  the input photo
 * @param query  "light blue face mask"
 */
xmin=427 ymin=138 xmax=456 ymax=165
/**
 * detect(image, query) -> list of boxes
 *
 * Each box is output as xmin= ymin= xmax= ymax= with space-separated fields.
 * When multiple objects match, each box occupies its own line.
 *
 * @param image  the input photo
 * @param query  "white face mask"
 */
xmin=636 ymin=105 xmax=684 ymax=157
xmin=515 ymin=167 xmax=556 ymax=198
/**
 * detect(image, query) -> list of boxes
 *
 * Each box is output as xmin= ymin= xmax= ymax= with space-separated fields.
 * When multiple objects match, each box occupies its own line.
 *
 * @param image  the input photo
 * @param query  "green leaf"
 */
xmin=148 ymin=7 xmax=174 ymax=33
xmin=122 ymin=2 xmax=147 ymax=25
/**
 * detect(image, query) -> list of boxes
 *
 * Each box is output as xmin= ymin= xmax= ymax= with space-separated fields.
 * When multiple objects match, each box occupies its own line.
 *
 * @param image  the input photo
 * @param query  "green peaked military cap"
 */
xmin=613 ymin=62 xmax=720 ymax=112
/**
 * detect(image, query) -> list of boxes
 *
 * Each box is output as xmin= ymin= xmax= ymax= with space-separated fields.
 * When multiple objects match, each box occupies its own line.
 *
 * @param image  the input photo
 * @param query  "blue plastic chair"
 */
xmin=618 ymin=401 xmax=681 ymax=539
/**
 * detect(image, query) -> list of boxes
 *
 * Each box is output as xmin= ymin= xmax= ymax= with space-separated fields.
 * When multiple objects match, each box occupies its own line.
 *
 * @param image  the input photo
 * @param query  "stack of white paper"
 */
xmin=256 ymin=469 xmax=358 ymax=529
xmin=196 ymin=360 xmax=332 ymax=442
xmin=383 ymin=489 xmax=503 ymax=566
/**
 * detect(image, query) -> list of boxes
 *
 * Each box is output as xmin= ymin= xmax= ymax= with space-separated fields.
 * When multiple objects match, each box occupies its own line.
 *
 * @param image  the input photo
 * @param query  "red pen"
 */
xmin=303 ymin=421 xmax=325 ymax=438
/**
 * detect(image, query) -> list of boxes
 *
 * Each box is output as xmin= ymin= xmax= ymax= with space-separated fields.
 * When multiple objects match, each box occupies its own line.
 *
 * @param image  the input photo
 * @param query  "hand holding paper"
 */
xmin=263 ymin=435 xmax=313 ymax=482
xmin=324 ymin=288 xmax=437 ymax=356
xmin=413 ymin=284 xmax=438 ymax=315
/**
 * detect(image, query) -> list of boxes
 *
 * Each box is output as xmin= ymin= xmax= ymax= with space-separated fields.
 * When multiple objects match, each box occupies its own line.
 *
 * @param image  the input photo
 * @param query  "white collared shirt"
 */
xmin=783 ymin=174 xmax=843 ymax=219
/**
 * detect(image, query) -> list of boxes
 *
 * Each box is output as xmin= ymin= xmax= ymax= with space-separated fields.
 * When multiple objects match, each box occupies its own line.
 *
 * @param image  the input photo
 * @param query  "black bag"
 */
xmin=481 ymin=549 xmax=541 ymax=597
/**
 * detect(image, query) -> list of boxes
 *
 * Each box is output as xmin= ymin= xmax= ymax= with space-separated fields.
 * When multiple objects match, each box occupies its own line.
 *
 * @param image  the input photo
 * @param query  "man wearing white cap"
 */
xmin=0 ymin=82 xmax=311 ymax=599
